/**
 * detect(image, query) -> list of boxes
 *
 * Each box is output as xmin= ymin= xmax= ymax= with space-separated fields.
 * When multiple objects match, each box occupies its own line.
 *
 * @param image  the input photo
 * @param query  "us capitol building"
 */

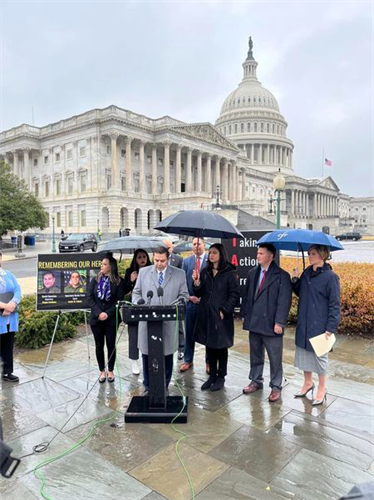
xmin=0 ymin=38 xmax=372 ymax=235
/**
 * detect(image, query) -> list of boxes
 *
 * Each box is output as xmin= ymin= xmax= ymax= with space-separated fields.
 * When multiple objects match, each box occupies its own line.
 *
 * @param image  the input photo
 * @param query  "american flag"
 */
xmin=324 ymin=158 xmax=333 ymax=167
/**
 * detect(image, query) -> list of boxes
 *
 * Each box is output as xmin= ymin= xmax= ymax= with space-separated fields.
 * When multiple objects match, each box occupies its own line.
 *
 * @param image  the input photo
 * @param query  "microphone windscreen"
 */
xmin=147 ymin=290 xmax=154 ymax=298
xmin=137 ymin=298 xmax=145 ymax=305
xmin=157 ymin=287 xmax=164 ymax=297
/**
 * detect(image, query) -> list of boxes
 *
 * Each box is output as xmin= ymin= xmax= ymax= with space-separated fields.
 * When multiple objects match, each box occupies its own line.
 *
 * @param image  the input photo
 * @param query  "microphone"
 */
xmin=137 ymin=298 xmax=145 ymax=305
xmin=157 ymin=287 xmax=164 ymax=305
xmin=146 ymin=290 xmax=153 ymax=305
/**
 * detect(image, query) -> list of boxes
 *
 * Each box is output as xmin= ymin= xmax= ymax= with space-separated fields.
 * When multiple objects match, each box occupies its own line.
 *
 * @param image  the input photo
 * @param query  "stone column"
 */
xmin=109 ymin=132 xmax=120 ymax=189
xmin=163 ymin=141 xmax=170 ymax=195
xmin=176 ymin=145 xmax=182 ymax=194
xmin=205 ymin=154 xmax=212 ymax=195
xmin=313 ymin=193 xmax=317 ymax=217
xmin=23 ymin=148 xmax=31 ymax=188
xmin=186 ymin=148 xmax=192 ymax=193
xmin=196 ymin=151 xmax=202 ymax=193
xmin=259 ymin=144 xmax=263 ymax=165
xmin=290 ymin=190 xmax=294 ymax=215
xmin=305 ymin=193 xmax=309 ymax=217
xmin=13 ymin=151 xmax=19 ymax=177
xmin=222 ymin=160 xmax=229 ymax=203
xmin=125 ymin=135 xmax=133 ymax=191
xmin=289 ymin=151 xmax=293 ymax=169
xmin=139 ymin=140 xmax=145 ymax=194
xmin=241 ymin=168 xmax=246 ymax=200
xmin=215 ymin=156 xmax=220 ymax=190
xmin=266 ymin=145 xmax=270 ymax=164
xmin=250 ymin=144 xmax=254 ymax=165
xmin=151 ymin=143 xmax=158 ymax=195
xmin=232 ymin=163 xmax=237 ymax=201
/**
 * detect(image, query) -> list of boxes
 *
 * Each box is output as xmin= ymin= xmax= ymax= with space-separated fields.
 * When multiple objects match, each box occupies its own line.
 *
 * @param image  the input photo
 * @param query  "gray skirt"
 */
xmin=294 ymin=346 xmax=328 ymax=375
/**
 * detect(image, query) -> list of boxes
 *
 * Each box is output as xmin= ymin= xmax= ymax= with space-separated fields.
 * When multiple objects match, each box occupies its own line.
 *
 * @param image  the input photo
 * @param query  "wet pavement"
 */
xmin=1 ymin=323 xmax=373 ymax=500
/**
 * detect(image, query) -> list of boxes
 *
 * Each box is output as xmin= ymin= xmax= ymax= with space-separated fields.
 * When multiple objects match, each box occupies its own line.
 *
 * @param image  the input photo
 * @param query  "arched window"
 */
xmin=234 ymin=124 xmax=238 ymax=134
xmin=241 ymin=123 xmax=244 ymax=132
xmin=254 ymin=123 xmax=258 ymax=132
xmin=267 ymin=123 xmax=270 ymax=133
xmin=272 ymin=124 xmax=275 ymax=133
xmin=224 ymin=126 xmax=226 ymax=135
xmin=247 ymin=122 xmax=251 ymax=132
xmin=261 ymin=123 xmax=264 ymax=132
xmin=229 ymin=125 xmax=232 ymax=134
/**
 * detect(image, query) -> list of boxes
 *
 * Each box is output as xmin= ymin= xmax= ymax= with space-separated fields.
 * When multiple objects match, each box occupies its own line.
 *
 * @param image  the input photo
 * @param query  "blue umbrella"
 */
xmin=257 ymin=229 xmax=344 ymax=252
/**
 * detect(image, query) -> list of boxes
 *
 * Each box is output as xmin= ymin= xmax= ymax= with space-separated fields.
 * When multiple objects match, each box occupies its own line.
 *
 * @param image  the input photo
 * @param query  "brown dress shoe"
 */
xmin=269 ymin=389 xmax=281 ymax=402
xmin=179 ymin=362 xmax=193 ymax=373
xmin=243 ymin=382 xmax=261 ymax=394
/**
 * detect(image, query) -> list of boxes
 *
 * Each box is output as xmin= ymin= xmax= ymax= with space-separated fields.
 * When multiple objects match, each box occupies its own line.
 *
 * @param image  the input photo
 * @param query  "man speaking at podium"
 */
xmin=132 ymin=246 xmax=189 ymax=393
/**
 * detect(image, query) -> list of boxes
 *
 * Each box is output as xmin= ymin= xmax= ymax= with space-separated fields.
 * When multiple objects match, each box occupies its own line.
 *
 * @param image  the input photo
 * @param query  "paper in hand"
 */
xmin=309 ymin=333 xmax=336 ymax=357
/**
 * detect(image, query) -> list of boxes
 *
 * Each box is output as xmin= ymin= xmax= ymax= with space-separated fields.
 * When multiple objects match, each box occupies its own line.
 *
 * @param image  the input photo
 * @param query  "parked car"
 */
xmin=335 ymin=232 xmax=362 ymax=241
xmin=173 ymin=240 xmax=215 ymax=254
xmin=59 ymin=233 xmax=98 ymax=253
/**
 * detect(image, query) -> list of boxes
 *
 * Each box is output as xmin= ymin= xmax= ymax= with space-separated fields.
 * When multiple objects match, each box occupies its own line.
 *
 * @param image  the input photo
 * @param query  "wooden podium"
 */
xmin=121 ymin=304 xmax=188 ymax=424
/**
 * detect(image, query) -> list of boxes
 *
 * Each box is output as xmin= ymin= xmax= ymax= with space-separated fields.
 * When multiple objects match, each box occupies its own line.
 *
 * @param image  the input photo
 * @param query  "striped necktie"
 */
xmin=158 ymin=271 xmax=164 ymax=287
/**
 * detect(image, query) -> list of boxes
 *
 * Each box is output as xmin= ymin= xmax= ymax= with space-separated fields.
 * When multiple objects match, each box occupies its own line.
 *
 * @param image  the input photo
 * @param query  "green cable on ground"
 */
xmin=170 ymin=304 xmax=196 ymax=500
xmin=34 ymin=304 xmax=124 ymax=500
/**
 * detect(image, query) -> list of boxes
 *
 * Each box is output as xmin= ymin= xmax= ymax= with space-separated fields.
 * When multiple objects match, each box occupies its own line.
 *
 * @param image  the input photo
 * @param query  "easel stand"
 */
xmin=42 ymin=309 xmax=91 ymax=378
xmin=121 ymin=304 xmax=188 ymax=424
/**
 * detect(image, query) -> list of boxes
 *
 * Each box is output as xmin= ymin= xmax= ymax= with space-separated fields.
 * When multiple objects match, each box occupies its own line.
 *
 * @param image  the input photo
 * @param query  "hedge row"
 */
xmin=281 ymin=257 xmax=374 ymax=335
xmin=17 ymin=295 xmax=85 ymax=349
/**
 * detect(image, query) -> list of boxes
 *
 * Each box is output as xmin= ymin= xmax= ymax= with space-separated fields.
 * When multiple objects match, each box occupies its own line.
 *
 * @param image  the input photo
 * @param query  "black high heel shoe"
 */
xmin=294 ymin=383 xmax=315 ymax=398
xmin=312 ymin=391 xmax=327 ymax=406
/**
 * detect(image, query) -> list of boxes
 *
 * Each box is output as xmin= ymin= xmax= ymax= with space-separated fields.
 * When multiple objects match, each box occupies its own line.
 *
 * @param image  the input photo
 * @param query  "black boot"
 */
xmin=201 ymin=375 xmax=217 ymax=391
xmin=210 ymin=376 xmax=225 ymax=391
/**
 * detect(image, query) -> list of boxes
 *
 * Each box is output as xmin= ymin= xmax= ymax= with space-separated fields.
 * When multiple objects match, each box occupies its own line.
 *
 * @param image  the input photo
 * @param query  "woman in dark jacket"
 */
xmin=123 ymin=249 xmax=152 ymax=375
xmin=88 ymin=255 xmax=124 ymax=383
xmin=292 ymin=244 xmax=340 ymax=406
xmin=192 ymin=243 xmax=240 ymax=391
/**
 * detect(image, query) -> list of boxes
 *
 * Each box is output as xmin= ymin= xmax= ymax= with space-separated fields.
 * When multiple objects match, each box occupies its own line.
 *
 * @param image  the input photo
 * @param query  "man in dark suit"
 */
xmin=164 ymin=239 xmax=184 ymax=359
xmin=240 ymin=243 xmax=292 ymax=402
xmin=180 ymin=237 xmax=208 ymax=372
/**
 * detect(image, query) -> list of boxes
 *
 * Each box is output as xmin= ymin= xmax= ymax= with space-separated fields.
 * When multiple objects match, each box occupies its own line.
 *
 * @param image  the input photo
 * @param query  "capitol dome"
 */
xmin=215 ymin=37 xmax=294 ymax=174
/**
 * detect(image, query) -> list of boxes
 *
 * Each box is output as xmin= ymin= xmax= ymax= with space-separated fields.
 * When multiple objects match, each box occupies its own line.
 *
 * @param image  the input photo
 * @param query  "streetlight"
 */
xmin=51 ymin=215 xmax=56 ymax=253
xmin=273 ymin=168 xmax=286 ymax=229
xmin=214 ymin=185 xmax=223 ymax=209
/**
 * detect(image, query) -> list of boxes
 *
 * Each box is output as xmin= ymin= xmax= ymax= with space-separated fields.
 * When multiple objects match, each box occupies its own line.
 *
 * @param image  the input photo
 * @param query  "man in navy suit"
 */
xmin=180 ymin=237 xmax=208 ymax=372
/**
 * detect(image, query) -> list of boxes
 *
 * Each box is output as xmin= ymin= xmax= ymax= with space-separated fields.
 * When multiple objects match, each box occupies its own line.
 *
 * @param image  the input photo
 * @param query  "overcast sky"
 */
xmin=1 ymin=0 xmax=373 ymax=196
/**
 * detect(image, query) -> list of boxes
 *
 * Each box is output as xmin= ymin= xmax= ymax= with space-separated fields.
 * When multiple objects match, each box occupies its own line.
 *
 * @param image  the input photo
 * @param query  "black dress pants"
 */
xmin=0 ymin=326 xmax=15 ymax=374
xmin=128 ymin=323 xmax=139 ymax=360
xmin=91 ymin=321 xmax=117 ymax=372
xmin=249 ymin=331 xmax=283 ymax=390
xmin=206 ymin=346 xmax=228 ymax=378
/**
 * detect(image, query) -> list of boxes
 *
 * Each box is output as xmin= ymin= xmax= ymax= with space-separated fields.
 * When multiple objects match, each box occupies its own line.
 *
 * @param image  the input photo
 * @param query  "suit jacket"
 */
xmin=169 ymin=253 xmax=183 ymax=269
xmin=132 ymin=265 xmax=189 ymax=355
xmin=87 ymin=277 xmax=125 ymax=326
xmin=241 ymin=261 xmax=292 ymax=336
xmin=182 ymin=253 xmax=208 ymax=297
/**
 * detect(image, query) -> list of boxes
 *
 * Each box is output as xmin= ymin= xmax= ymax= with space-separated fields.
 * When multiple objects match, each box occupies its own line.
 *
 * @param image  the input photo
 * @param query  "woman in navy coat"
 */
xmin=292 ymin=244 xmax=340 ymax=406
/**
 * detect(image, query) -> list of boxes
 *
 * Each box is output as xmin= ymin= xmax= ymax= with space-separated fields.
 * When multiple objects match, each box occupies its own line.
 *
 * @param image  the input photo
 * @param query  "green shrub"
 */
xmin=17 ymin=295 xmax=84 ymax=349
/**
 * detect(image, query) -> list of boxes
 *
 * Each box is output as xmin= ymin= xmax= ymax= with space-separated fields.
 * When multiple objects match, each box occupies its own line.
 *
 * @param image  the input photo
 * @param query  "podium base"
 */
xmin=125 ymin=395 xmax=188 ymax=424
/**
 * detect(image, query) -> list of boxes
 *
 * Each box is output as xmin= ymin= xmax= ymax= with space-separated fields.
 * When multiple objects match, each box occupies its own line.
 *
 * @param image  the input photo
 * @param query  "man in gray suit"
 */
xmin=164 ymin=239 xmax=184 ymax=359
xmin=132 ymin=246 xmax=189 ymax=392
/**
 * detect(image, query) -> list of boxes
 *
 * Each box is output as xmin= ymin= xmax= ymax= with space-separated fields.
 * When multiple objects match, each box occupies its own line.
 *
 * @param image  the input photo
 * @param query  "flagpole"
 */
xmin=322 ymin=147 xmax=324 ymax=177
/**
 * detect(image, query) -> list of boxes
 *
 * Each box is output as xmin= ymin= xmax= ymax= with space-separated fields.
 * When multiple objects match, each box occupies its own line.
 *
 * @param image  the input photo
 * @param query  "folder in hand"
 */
xmin=309 ymin=333 xmax=336 ymax=357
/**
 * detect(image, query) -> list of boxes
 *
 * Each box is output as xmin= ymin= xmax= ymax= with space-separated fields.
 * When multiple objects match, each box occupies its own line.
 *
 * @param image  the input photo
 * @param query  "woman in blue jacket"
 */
xmin=292 ymin=244 xmax=340 ymax=406
xmin=0 ymin=252 xmax=22 ymax=382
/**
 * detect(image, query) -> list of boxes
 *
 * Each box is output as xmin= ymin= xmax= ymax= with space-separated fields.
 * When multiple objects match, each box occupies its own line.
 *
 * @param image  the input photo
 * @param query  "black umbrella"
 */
xmin=98 ymin=236 xmax=167 ymax=255
xmin=154 ymin=210 xmax=243 ymax=239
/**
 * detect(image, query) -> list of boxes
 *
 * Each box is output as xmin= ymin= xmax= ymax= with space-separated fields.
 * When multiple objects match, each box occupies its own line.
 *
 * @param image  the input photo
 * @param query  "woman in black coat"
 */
xmin=292 ymin=244 xmax=340 ymax=406
xmin=192 ymin=243 xmax=240 ymax=391
xmin=123 ymin=249 xmax=152 ymax=375
xmin=87 ymin=255 xmax=124 ymax=383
